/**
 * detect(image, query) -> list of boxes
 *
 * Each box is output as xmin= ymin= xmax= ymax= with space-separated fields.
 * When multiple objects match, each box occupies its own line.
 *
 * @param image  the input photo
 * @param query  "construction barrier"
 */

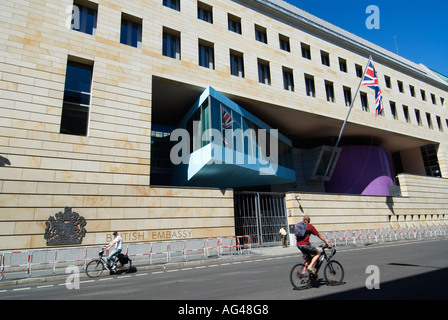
xmin=0 ymin=227 xmax=446 ymax=281
xmin=324 ymin=225 xmax=448 ymax=247
xmin=0 ymin=250 xmax=31 ymax=280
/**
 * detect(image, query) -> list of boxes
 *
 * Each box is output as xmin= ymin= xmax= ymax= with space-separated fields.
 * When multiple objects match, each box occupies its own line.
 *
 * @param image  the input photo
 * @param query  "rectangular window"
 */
xmin=120 ymin=14 xmax=142 ymax=48
xmin=257 ymin=59 xmax=270 ymax=85
xmin=421 ymin=89 xmax=426 ymax=101
xmin=163 ymin=28 xmax=181 ymax=59
xmin=255 ymin=25 xmax=267 ymax=44
xmin=384 ymin=76 xmax=391 ymax=88
xmin=321 ymin=50 xmax=330 ymax=66
xmin=325 ymin=80 xmax=334 ymax=102
xmin=282 ymin=67 xmax=294 ymax=91
xmin=389 ymin=101 xmax=397 ymax=119
xmin=355 ymin=64 xmax=363 ymax=77
xmin=198 ymin=2 xmax=213 ymax=23
xmin=397 ymin=80 xmax=404 ymax=93
xmin=420 ymin=144 xmax=441 ymax=177
xmin=301 ymin=43 xmax=311 ymax=59
xmin=199 ymin=40 xmax=214 ymax=69
xmin=60 ymin=59 xmax=93 ymax=136
xmin=230 ymin=50 xmax=244 ymax=78
xmin=163 ymin=0 xmax=180 ymax=11
xmin=71 ymin=1 xmax=97 ymax=35
xmin=415 ymin=109 xmax=422 ymax=126
xmin=431 ymin=93 xmax=436 ymax=105
xmin=403 ymin=105 xmax=410 ymax=123
xmin=409 ymin=85 xmax=415 ymax=97
xmin=436 ymin=116 xmax=443 ymax=132
xmin=360 ymin=92 xmax=369 ymax=112
xmin=343 ymin=86 xmax=351 ymax=106
xmin=426 ymin=112 xmax=433 ymax=129
xmin=279 ymin=34 xmax=290 ymax=52
xmin=339 ymin=58 xmax=347 ymax=72
xmin=305 ymin=74 xmax=315 ymax=97
xmin=228 ymin=14 xmax=241 ymax=34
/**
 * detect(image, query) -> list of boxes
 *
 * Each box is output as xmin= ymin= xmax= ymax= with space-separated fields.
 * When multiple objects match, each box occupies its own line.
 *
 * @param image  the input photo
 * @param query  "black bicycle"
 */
xmin=86 ymin=248 xmax=132 ymax=278
xmin=290 ymin=244 xmax=344 ymax=290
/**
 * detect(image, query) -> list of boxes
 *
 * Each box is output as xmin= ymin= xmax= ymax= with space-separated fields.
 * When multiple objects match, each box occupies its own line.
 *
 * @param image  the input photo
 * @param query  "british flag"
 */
xmin=222 ymin=107 xmax=233 ymax=129
xmin=362 ymin=57 xmax=383 ymax=115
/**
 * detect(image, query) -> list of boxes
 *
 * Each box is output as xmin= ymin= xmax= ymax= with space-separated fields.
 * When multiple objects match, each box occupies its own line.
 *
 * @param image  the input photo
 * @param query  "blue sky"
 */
xmin=287 ymin=0 xmax=448 ymax=77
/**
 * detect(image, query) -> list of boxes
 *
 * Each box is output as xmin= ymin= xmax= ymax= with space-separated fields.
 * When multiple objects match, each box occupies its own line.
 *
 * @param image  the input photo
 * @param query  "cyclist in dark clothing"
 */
xmin=296 ymin=215 xmax=331 ymax=274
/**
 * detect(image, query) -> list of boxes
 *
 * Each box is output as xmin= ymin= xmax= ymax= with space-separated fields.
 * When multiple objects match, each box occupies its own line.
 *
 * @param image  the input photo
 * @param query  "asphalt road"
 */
xmin=1 ymin=238 xmax=447 ymax=303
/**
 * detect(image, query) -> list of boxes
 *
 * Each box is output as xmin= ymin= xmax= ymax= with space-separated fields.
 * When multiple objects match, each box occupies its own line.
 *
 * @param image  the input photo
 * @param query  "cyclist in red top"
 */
xmin=296 ymin=215 xmax=331 ymax=275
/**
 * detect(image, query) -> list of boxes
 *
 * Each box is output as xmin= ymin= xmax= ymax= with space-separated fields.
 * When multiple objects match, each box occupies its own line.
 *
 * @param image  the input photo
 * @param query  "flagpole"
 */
xmin=320 ymin=56 xmax=373 ymax=189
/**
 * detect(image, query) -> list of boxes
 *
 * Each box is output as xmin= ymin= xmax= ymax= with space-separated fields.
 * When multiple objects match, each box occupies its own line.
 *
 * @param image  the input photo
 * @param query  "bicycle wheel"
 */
xmin=290 ymin=263 xmax=311 ymax=290
xmin=324 ymin=260 xmax=344 ymax=285
xmin=86 ymin=259 xmax=105 ymax=278
xmin=117 ymin=258 xmax=132 ymax=274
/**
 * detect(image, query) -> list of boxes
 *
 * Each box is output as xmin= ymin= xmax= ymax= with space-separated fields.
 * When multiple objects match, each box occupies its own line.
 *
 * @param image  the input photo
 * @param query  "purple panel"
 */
xmin=325 ymin=145 xmax=395 ymax=196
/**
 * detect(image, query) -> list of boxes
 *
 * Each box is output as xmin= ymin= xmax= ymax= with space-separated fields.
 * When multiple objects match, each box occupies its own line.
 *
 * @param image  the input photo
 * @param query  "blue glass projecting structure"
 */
xmin=171 ymin=87 xmax=295 ymax=188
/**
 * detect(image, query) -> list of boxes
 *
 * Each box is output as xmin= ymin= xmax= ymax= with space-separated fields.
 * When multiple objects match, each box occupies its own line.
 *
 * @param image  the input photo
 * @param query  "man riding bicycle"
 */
xmin=296 ymin=215 xmax=331 ymax=275
xmin=105 ymin=231 xmax=122 ymax=270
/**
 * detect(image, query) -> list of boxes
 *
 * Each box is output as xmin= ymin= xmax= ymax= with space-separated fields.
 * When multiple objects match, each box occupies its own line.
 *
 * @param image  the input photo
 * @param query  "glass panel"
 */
xmin=64 ymin=61 xmax=92 ymax=93
xmin=60 ymin=103 xmax=89 ymax=136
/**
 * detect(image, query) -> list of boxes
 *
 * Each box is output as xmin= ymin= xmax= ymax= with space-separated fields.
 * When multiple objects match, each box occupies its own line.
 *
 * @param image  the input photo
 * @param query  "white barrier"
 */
xmin=0 ymin=228 xmax=445 ymax=281
xmin=0 ymin=250 xmax=31 ymax=280
xmin=325 ymin=225 xmax=448 ymax=247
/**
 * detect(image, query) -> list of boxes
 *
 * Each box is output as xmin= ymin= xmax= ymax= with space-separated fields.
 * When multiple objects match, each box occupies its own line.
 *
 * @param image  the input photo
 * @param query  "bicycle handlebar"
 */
xmin=319 ymin=244 xmax=336 ymax=257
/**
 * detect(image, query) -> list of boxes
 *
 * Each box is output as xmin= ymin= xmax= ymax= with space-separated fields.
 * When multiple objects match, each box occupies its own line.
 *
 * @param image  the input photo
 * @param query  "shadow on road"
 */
xmin=310 ymin=267 xmax=448 ymax=300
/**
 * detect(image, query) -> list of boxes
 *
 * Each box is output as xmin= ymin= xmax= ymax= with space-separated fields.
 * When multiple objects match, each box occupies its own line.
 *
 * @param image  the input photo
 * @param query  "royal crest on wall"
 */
xmin=44 ymin=207 xmax=87 ymax=245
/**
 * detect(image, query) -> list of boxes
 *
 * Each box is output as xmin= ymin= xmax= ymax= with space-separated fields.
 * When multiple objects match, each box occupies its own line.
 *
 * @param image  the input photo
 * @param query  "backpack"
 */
xmin=294 ymin=222 xmax=308 ymax=239
xmin=117 ymin=253 xmax=129 ymax=265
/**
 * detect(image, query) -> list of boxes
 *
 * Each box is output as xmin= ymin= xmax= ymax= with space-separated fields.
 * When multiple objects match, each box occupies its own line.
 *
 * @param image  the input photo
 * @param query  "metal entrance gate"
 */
xmin=234 ymin=192 xmax=288 ymax=246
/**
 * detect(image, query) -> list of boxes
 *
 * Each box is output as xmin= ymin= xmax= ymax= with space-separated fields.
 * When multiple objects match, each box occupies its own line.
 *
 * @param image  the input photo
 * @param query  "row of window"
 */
xmin=67 ymin=1 xmax=447 ymax=135
xmin=60 ymin=56 xmax=448 ymax=138
xmin=163 ymin=0 xmax=446 ymax=109
xmin=71 ymin=0 xmax=446 ymax=110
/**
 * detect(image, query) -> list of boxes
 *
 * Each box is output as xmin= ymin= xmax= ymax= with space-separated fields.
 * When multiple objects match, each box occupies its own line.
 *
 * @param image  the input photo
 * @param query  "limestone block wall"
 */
xmin=286 ymin=174 xmax=448 ymax=232
xmin=0 ymin=185 xmax=234 ymax=250
xmin=1 ymin=0 xmax=448 ymax=251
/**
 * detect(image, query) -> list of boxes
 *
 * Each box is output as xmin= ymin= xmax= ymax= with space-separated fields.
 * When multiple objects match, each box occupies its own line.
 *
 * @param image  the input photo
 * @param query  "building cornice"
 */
xmin=250 ymin=0 xmax=447 ymax=89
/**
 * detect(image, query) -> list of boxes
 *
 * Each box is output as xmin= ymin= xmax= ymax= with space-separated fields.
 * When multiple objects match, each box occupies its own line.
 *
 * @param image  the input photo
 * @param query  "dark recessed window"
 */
xmin=120 ymin=14 xmax=142 ymax=48
xmin=163 ymin=0 xmax=180 ymax=11
xmin=60 ymin=59 xmax=93 ymax=136
xmin=228 ymin=14 xmax=241 ymax=34
xmin=198 ymin=2 xmax=213 ymax=23
xmin=230 ymin=50 xmax=244 ymax=78
xmin=199 ymin=40 xmax=214 ymax=69
xmin=257 ymin=59 xmax=270 ymax=85
xmin=255 ymin=25 xmax=267 ymax=44
xmin=163 ymin=28 xmax=181 ymax=59
xmin=71 ymin=1 xmax=97 ymax=35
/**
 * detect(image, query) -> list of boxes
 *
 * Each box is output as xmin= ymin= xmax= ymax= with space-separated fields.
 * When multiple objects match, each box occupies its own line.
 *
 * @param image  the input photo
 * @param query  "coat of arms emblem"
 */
xmin=44 ymin=207 xmax=87 ymax=245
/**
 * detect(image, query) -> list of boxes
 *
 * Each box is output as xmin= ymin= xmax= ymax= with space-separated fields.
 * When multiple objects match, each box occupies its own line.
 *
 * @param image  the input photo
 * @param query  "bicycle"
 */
xmin=290 ymin=244 xmax=344 ymax=290
xmin=85 ymin=248 xmax=132 ymax=278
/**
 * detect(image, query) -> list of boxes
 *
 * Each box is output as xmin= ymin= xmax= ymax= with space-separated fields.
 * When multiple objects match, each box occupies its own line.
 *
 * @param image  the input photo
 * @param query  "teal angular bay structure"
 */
xmin=171 ymin=87 xmax=295 ymax=188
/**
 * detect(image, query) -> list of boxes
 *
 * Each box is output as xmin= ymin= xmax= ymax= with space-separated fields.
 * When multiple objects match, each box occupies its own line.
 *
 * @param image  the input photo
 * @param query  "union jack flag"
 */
xmin=374 ymin=87 xmax=384 ymax=115
xmin=222 ymin=107 xmax=233 ymax=129
xmin=362 ymin=57 xmax=384 ymax=116
xmin=221 ymin=106 xmax=233 ymax=148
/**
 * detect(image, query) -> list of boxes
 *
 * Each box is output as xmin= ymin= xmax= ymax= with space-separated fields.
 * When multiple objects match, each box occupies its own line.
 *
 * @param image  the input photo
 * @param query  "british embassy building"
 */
xmin=0 ymin=0 xmax=447 ymax=250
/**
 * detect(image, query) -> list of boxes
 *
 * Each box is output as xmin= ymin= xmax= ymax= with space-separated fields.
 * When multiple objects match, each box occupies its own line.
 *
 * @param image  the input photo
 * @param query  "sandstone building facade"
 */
xmin=0 ymin=0 xmax=447 ymax=250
